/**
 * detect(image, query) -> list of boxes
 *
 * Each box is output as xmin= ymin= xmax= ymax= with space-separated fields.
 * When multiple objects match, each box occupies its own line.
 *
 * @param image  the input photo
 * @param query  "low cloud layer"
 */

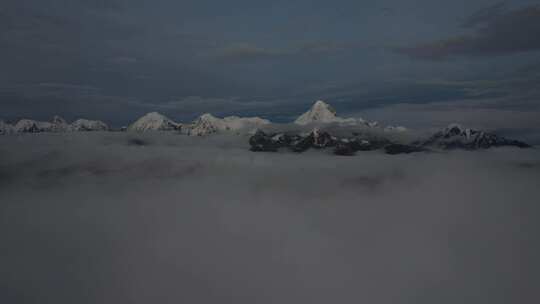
xmin=1 ymin=132 xmax=539 ymax=303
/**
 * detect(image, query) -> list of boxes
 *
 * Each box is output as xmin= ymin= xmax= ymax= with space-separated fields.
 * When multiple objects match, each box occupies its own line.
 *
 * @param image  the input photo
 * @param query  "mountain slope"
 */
xmin=0 ymin=120 xmax=14 ymax=135
xmin=295 ymin=100 xmax=340 ymax=125
xmin=14 ymin=119 xmax=41 ymax=133
xmin=128 ymin=112 xmax=180 ymax=132
xmin=37 ymin=116 xmax=69 ymax=132
xmin=69 ymin=119 xmax=109 ymax=131
xmin=188 ymin=113 xmax=270 ymax=136
xmin=294 ymin=100 xmax=369 ymax=126
xmin=9 ymin=116 xmax=70 ymax=133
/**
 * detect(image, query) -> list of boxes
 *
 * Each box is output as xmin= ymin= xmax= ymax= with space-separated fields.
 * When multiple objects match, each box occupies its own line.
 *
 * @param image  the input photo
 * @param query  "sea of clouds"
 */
xmin=1 ymin=132 xmax=539 ymax=304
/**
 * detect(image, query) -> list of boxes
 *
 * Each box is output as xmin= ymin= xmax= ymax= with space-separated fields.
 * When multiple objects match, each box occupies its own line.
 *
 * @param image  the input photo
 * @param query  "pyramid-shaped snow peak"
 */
xmin=295 ymin=100 xmax=338 ymax=125
xmin=128 ymin=112 xmax=180 ymax=132
xmin=294 ymin=100 xmax=370 ymax=126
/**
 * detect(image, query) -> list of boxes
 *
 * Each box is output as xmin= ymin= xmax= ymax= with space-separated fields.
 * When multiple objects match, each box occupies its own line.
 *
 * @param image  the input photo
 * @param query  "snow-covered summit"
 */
xmin=187 ymin=113 xmax=222 ymax=136
xmin=294 ymin=100 xmax=368 ymax=126
xmin=128 ymin=112 xmax=180 ymax=132
xmin=52 ymin=116 xmax=67 ymax=125
xmin=8 ymin=116 xmax=70 ymax=133
xmin=222 ymin=116 xmax=270 ymax=130
xmin=38 ymin=116 xmax=69 ymax=132
xmin=295 ymin=100 xmax=339 ymax=125
xmin=14 ymin=119 xmax=41 ymax=133
xmin=69 ymin=119 xmax=109 ymax=131
xmin=188 ymin=113 xmax=270 ymax=136
xmin=51 ymin=116 xmax=69 ymax=132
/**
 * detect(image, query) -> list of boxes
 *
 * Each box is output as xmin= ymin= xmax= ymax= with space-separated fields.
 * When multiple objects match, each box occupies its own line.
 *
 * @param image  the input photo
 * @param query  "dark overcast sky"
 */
xmin=1 ymin=0 xmax=540 ymax=127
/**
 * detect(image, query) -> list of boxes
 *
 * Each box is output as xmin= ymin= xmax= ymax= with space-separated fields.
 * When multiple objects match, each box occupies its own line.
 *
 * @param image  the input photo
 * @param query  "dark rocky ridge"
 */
xmin=420 ymin=124 xmax=531 ymax=150
xmin=249 ymin=125 xmax=531 ymax=156
xmin=249 ymin=129 xmax=414 ymax=155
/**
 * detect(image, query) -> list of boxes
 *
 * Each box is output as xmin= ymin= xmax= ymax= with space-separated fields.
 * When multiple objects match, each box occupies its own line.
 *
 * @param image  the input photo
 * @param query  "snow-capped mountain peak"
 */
xmin=295 ymin=100 xmax=338 ymax=125
xmin=187 ymin=113 xmax=221 ymax=136
xmin=69 ymin=119 xmax=109 ymax=131
xmin=52 ymin=116 xmax=67 ymax=125
xmin=312 ymin=100 xmax=336 ymax=113
xmin=46 ymin=116 xmax=69 ymax=132
xmin=14 ymin=119 xmax=40 ymax=133
xmin=128 ymin=112 xmax=180 ymax=131
xmin=294 ymin=100 xmax=374 ymax=127
xmin=200 ymin=113 xmax=217 ymax=121
xmin=9 ymin=116 xmax=70 ymax=133
xmin=188 ymin=113 xmax=270 ymax=136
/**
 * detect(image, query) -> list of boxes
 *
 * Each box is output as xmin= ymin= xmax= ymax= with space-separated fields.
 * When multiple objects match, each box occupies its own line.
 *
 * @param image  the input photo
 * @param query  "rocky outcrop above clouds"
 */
xmin=249 ymin=128 xmax=397 ymax=155
xmin=249 ymin=122 xmax=531 ymax=156
xmin=420 ymin=124 xmax=530 ymax=150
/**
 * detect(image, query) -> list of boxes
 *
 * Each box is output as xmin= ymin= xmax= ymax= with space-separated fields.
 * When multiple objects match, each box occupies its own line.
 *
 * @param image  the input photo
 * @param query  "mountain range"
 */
xmin=1 ymin=116 xmax=108 ymax=134
xmin=0 ymin=100 xmax=532 ymax=154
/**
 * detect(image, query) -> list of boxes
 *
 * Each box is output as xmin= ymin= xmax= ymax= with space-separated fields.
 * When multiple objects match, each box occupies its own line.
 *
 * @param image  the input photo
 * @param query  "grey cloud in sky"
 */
xmin=295 ymin=41 xmax=362 ymax=54
xmin=461 ymin=1 xmax=507 ymax=28
xmin=397 ymin=5 xmax=540 ymax=60
xmin=208 ymin=41 xmax=361 ymax=63
xmin=209 ymin=43 xmax=287 ymax=63
xmin=1 ymin=0 xmax=540 ymax=128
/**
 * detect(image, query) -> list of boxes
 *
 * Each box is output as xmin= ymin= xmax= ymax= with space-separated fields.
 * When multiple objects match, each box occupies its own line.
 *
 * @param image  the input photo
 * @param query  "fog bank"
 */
xmin=1 ymin=132 xmax=539 ymax=304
